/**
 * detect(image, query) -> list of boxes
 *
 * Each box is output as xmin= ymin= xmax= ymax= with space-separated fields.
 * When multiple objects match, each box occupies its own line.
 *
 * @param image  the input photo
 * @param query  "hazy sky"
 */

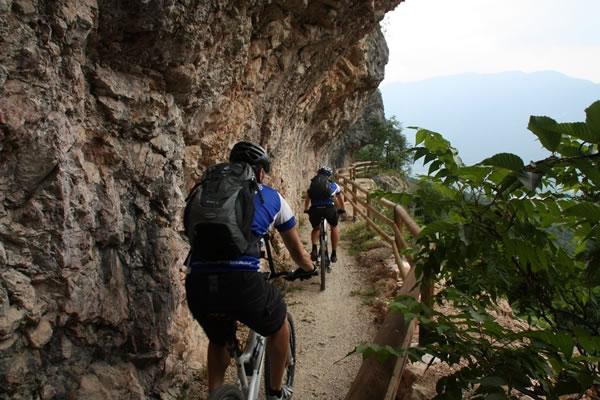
xmin=381 ymin=0 xmax=600 ymax=85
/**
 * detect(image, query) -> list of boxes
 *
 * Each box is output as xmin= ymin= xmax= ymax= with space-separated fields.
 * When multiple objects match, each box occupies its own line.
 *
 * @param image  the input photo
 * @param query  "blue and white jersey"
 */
xmin=189 ymin=184 xmax=296 ymax=272
xmin=310 ymin=182 xmax=341 ymax=207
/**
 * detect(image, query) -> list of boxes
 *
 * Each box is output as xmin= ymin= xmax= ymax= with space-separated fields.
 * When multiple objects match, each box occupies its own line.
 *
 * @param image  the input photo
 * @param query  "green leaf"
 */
xmin=528 ymin=331 xmax=575 ymax=359
xmin=457 ymin=166 xmax=489 ymax=184
xmin=574 ymin=329 xmax=600 ymax=354
xmin=413 ymin=147 xmax=428 ymax=161
xmin=415 ymin=129 xmax=428 ymax=145
xmin=428 ymin=160 xmax=442 ymax=175
xmin=553 ymin=373 xmax=585 ymax=396
xmin=528 ymin=116 xmax=561 ymax=151
xmin=418 ymin=129 xmax=451 ymax=153
xmin=468 ymin=309 xmax=488 ymax=323
xmin=424 ymin=152 xmax=438 ymax=165
xmin=419 ymin=221 xmax=456 ymax=237
xmin=556 ymin=122 xmax=597 ymax=143
xmin=574 ymin=159 xmax=600 ymax=186
xmin=479 ymin=153 xmax=524 ymax=172
xmin=584 ymin=100 xmax=600 ymax=142
xmin=482 ymin=320 xmax=505 ymax=336
xmin=355 ymin=344 xmax=400 ymax=363
xmin=487 ymin=168 xmax=512 ymax=185
xmin=564 ymin=203 xmax=600 ymax=221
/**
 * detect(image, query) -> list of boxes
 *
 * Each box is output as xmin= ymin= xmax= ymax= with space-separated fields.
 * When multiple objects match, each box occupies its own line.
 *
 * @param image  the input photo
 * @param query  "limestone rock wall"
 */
xmin=0 ymin=0 xmax=401 ymax=398
xmin=331 ymin=89 xmax=386 ymax=167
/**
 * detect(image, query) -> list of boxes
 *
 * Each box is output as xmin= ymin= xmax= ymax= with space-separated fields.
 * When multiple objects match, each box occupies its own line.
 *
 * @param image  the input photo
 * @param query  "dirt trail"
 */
xmin=285 ymin=221 xmax=376 ymax=399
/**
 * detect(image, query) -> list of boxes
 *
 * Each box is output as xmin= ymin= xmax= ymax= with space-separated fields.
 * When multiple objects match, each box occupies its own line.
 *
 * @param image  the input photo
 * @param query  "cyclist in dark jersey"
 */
xmin=303 ymin=166 xmax=346 ymax=263
xmin=185 ymin=141 xmax=315 ymax=400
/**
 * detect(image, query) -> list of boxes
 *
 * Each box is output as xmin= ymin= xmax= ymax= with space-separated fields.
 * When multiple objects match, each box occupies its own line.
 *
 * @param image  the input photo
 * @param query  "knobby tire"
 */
xmin=319 ymin=220 xmax=328 ymax=291
xmin=264 ymin=312 xmax=296 ymax=398
xmin=207 ymin=384 xmax=243 ymax=400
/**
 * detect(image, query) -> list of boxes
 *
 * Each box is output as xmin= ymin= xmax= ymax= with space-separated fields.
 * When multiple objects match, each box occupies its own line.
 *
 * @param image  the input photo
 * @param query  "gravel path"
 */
xmin=285 ymin=223 xmax=376 ymax=399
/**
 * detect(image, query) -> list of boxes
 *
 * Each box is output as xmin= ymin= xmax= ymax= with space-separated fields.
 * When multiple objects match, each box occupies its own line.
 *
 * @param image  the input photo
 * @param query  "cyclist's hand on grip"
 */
xmin=337 ymin=208 xmax=346 ymax=215
xmin=287 ymin=265 xmax=318 ymax=281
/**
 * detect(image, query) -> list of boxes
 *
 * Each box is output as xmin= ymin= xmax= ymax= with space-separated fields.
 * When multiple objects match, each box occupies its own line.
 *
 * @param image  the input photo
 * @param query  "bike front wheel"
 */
xmin=264 ymin=312 xmax=296 ymax=398
xmin=207 ymin=384 xmax=243 ymax=400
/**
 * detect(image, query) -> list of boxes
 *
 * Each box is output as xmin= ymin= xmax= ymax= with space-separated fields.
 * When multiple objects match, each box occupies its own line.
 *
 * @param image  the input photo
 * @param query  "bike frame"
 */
xmin=233 ymin=330 xmax=266 ymax=400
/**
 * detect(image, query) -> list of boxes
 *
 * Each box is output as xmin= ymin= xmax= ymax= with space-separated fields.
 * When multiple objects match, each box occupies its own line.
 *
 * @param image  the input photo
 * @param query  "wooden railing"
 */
xmin=336 ymin=162 xmax=427 ymax=400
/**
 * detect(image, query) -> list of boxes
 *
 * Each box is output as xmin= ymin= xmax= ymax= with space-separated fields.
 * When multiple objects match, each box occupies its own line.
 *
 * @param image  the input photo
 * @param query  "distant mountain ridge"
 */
xmin=380 ymin=71 xmax=600 ymax=174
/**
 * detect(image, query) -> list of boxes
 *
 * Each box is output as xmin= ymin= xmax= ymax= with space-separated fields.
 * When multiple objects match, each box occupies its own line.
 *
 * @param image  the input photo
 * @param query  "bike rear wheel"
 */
xmin=207 ymin=384 xmax=243 ymax=400
xmin=319 ymin=221 xmax=328 ymax=291
xmin=264 ymin=312 xmax=296 ymax=398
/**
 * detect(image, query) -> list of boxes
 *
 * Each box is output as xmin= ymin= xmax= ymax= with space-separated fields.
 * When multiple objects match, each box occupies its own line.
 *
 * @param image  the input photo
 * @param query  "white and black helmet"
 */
xmin=317 ymin=165 xmax=333 ymax=177
xmin=229 ymin=141 xmax=271 ymax=173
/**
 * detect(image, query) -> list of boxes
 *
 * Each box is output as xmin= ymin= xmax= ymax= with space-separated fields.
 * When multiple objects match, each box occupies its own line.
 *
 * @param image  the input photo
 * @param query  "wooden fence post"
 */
xmin=352 ymin=181 xmax=358 ymax=222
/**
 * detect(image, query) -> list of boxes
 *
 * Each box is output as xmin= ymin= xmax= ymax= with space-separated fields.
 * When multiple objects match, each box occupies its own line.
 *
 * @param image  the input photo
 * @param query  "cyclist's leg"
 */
xmin=325 ymin=207 xmax=340 ymax=260
xmin=266 ymin=316 xmax=290 ymax=391
xmin=311 ymin=226 xmax=319 ymax=245
xmin=185 ymin=273 xmax=238 ymax=391
xmin=331 ymin=225 xmax=339 ymax=250
xmin=308 ymin=208 xmax=321 ymax=260
xmin=207 ymin=341 xmax=231 ymax=390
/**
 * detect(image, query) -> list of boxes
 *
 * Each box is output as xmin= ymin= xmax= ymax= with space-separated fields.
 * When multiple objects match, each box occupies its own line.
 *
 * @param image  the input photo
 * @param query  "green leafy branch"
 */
xmin=363 ymin=101 xmax=600 ymax=399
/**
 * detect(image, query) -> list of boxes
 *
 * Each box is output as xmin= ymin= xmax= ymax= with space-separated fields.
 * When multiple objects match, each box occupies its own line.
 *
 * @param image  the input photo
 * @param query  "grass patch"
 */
xmin=345 ymin=222 xmax=379 ymax=256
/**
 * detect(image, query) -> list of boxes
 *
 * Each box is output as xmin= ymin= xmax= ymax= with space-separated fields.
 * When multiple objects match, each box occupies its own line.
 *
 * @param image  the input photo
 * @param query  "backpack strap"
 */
xmin=263 ymin=232 xmax=276 ymax=275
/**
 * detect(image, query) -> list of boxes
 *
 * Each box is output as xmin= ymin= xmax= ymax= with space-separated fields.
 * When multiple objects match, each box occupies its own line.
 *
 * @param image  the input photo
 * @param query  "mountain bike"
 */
xmin=207 ymin=235 xmax=310 ymax=400
xmin=317 ymin=217 xmax=330 ymax=291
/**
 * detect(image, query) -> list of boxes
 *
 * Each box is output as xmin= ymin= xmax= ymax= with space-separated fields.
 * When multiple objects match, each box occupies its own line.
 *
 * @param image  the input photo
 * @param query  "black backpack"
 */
xmin=307 ymin=174 xmax=331 ymax=202
xmin=183 ymin=162 xmax=259 ymax=261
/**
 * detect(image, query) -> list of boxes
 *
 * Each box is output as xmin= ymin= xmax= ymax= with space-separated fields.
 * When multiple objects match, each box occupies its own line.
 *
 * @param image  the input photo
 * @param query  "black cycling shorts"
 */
xmin=308 ymin=206 xmax=339 ymax=228
xmin=185 ymin=271 xmax=287 ymax=345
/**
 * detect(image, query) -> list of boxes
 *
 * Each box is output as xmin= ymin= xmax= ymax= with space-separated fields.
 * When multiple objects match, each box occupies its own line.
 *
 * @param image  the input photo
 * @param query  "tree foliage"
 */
xmin=360 ymin=102 xmax=600 ymax=399
xmin=355 ymin=117 xmax=411 ymax=172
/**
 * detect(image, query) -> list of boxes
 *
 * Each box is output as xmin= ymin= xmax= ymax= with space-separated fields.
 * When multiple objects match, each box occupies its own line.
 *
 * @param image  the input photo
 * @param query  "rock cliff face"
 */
xmin=0 ymin=0 xmax=400 ymax=398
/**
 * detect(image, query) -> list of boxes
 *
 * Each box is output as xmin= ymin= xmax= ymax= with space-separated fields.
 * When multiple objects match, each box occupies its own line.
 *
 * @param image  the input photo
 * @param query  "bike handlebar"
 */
xmin=268 ymin=268 xmax=318 ymax=281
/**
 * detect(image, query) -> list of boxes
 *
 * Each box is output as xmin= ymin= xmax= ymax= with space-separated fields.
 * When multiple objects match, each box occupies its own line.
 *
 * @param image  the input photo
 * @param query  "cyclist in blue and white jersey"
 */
xmin=185 ymin=141 xmax=315 ymax=400
xmin=303 ymin=165 xmax=346 ymax=263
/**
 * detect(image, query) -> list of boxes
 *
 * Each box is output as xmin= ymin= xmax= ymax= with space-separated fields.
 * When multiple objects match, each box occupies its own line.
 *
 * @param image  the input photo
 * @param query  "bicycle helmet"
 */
xmin=317 ymin=165 xmax=333 ymax=177
xmin=229 ymin=141 xmax=271 ymax=173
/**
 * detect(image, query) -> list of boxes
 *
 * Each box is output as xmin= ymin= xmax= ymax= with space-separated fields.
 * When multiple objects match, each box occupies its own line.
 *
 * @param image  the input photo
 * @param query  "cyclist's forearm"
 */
xmin=290 ymin=248 xmax=313 ymax=271
xmin=303 ymin=194 xmax=310 ymax=210
xmin=334 ymin=194 xmax=344 ymax=209
xmin=280 ymin=227 xmax=313 ymax=271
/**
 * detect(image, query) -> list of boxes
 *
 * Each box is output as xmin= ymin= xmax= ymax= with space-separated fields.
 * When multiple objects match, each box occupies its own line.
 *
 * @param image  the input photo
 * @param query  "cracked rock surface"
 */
xmin=0 ymin=0 xmax=401 ymax=397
